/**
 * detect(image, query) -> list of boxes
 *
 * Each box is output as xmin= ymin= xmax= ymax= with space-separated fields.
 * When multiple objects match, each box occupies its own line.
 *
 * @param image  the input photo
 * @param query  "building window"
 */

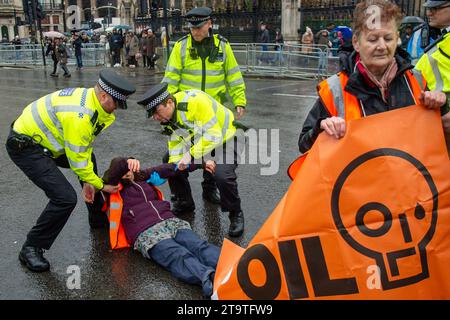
xmin=53 ymin=15 xmax=60 ymax=24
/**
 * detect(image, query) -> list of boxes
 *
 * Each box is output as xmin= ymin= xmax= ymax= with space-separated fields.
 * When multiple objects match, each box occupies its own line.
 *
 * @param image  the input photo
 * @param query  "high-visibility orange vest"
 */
xmin=288 ymin=69 xmax=426 ymax=180
xmin=107 ymin=183 xmax=164 ymax=250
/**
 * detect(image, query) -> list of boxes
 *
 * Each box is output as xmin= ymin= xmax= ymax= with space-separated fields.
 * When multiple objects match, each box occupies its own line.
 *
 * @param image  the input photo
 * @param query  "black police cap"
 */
xmin=98 ymin=69 xmax=136 ymax=109
xmin=185 ymin=7 xmax=212 ymax=28
xmin=423 ymin=0 xmax=449 ymax=8
xmin=137 ymin=83 xmax=170 ymax=118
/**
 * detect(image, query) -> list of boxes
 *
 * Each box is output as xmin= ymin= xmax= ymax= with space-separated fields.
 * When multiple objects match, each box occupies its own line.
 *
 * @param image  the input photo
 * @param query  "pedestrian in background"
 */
xmin=45 ymin=38 xmax=59 ymax=77
xmin=330 ymin=31 xmax=344 ymax=56
xmin=55 ymin=38 xmax=71 ymax=78
xmin=258 ymin=22 xmax=270 ymax=64
xmin=109 ymin=29 xmax=122 ymax=67
xmin=317 ymin=30 xmax=332 ymax=76
xmin=301 ymin=27 xmax=314 ymax=54
xmin=273 ymin=28 xmax=284 ymax=65
xmin=127 ymin=31 xmax=139 ymax=68
xmin=139 ymin=30 xmax=149 ymax=68
xmin=72 ymin=33 xmax=83 ymax=70
xmin=12 ymin=35 xmax=21 ymax=61
xmin=146 ymin=29 xmax=157 ymax=70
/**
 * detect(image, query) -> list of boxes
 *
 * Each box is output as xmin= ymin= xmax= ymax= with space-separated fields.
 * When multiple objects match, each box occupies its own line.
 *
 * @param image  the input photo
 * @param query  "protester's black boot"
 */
xmin=19 ymin=245 xmax=50 ymax=272
xmin=172 ymin=195 xmax=195 ymax=215
xmin=202 ymin=188 xmax=221 ymax=205
xmin=228 ymin=211 xmax=244 ymax=237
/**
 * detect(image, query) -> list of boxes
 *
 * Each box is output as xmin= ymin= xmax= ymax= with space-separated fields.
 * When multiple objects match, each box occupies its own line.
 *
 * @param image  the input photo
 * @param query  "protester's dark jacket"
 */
xmin=298 ymin=47 xmax=427 ymax=153
xmin=103 ymin=158 xmax=200 ymax=244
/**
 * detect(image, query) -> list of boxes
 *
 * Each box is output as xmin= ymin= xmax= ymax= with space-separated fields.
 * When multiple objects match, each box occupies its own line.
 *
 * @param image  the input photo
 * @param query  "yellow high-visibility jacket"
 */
xmin=415 ymin=33 xmax=450 ymax=106
xmin=13 ymin=88 xmax=115 ymax=189
xmin=165 ymin=90 xmax=236 ymax=163
xmin=162 ymin=34 xmax=247 ymax=108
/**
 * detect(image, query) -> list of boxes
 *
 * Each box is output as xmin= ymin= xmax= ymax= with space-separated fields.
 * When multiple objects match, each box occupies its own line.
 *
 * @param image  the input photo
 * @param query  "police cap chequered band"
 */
xmin=146 ymin=90 xmax=170 ymax=114
xmin=98 ymin=78 xmax=128 ymax=101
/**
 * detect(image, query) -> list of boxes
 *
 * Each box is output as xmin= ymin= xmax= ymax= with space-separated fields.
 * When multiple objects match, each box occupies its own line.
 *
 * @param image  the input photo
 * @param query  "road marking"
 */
xmin=255 ymin=82 xmax=302 ymax=91
xmin=273 ymin=93 xmax=318 ymax=99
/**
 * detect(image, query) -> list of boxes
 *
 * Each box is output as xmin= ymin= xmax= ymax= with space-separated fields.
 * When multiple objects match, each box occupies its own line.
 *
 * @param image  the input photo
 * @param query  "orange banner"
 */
xmin=213 ymin=106 xmax=450 ymax=300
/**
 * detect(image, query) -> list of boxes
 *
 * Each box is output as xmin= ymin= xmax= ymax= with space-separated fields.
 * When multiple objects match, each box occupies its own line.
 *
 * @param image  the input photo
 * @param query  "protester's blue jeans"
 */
xmin=148 ymin=229 xmax=220 ymax=295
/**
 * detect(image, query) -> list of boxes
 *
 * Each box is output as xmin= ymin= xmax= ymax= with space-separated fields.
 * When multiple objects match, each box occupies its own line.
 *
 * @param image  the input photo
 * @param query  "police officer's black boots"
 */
xmin=228 ymin=211 xmax=244 ymax=237
xmin=172 ymin=195 xmax=196 ymax=215
xmin=202 ymin=188 xmax=221 ymax=205
xmin=19 ymin=245 xmax=50 ymax=272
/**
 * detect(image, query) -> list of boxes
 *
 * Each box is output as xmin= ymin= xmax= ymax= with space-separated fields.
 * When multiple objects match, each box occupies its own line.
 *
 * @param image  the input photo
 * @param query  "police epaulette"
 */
xmin=217 ymin=34 xmax=228 ymax=43
xmin=177 ymin=35 xmax=189 ymax=43
xmin=90 ymin=110 xmax=99 ymax=126
xmin=177 ymin=102 xmax=188 ymax=111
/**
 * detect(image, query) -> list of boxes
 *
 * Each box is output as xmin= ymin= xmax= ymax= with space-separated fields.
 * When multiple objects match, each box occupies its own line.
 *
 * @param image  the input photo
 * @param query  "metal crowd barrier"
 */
xmin=162 ymin=42 xmax=340 ymax=79
xmin=1 ymin=41 xmax=339 ymax=79
xmin=230 ymin=43 xmax=340 ymax=79
xmin=0 ymin=43 xmax=106 ymax=67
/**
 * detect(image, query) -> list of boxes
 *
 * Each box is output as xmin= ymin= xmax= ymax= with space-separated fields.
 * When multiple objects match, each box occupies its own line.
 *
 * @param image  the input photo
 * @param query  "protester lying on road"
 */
xmin=99 ymin=157 xmax=221 ymax=298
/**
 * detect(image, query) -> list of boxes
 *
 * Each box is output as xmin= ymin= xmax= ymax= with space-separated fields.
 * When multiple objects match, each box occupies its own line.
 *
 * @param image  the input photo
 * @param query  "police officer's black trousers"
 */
xmin=6 ymin=131 xmax=104 ymax=250
xmin=163 ymin=138 xmax=242 ymax=213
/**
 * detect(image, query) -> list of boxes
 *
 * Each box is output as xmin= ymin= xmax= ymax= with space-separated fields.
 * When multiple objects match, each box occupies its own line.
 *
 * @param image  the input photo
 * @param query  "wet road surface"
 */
xmin=0 ymin=66 xmax=317 ymax=299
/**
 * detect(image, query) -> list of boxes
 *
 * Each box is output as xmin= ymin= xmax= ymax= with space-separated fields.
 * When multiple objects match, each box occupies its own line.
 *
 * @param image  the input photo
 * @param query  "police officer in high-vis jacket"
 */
xmin=416 ymin=0 xmax=450 ymax=100
xmin=162 ymin=7 xmax=247 ymax=209
xmin=137 ymin=83 xmax=245 ymax=237
xmin=6 ymin=70 xmax=136 ymax=272
xmin=415 ymin=1 xmax=450 ymax=114
xmin=407 ymin=0 xmax=449 ymax=64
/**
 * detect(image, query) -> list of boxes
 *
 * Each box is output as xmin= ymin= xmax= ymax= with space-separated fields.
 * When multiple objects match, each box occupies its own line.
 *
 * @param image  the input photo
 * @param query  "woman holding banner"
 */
xmin=298 ymin=0 xmax=449 ymax=153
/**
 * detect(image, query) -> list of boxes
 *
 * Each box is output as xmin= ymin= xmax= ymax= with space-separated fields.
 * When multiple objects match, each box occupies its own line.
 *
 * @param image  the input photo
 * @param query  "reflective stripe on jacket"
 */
xmin=108 ymin=184 xmax=130 ymax=249
xmin=13 ymin=88 xmax=115 ymax=189
xmin=167 ymin=90 xmax=236 ymax=163
xmin=162 ymin=34 xmax=246 ymax=107
xmin=415 ymin=33 xmax=450 ymax=107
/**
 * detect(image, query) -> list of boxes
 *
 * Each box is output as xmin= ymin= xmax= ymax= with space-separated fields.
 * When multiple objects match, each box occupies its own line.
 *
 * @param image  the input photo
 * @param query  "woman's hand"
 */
xmin=320 ymin=116 xmax=346 ymax=139
xmin=419 ymin=91 xmax=447 ymax=109
xmin=127 ymin=158 xmax=140 ymax=172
